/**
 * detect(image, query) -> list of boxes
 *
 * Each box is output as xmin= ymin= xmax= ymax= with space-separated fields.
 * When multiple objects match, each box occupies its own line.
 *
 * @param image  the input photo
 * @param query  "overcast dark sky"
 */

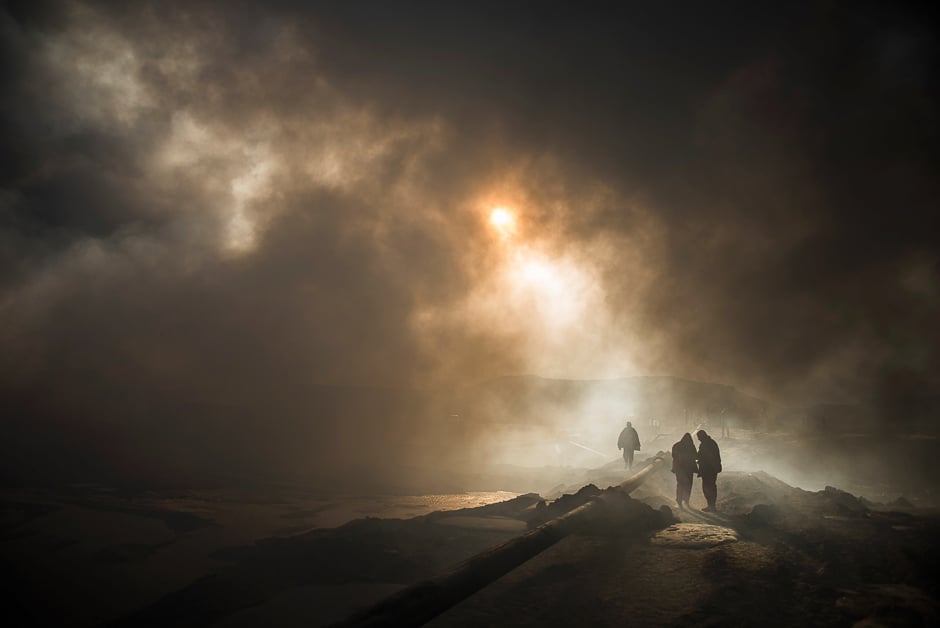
xmin=1 ymin=1 xmax=937 ymax=483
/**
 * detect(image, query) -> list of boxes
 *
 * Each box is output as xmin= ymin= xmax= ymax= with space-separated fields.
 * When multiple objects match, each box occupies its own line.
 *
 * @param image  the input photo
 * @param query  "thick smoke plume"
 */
xmin=1 ymin=1 xmax=937 ymax=488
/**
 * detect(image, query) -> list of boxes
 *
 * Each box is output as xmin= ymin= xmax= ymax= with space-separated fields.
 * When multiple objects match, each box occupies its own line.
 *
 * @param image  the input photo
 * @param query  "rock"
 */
xmin=650 ymin=523 xmax=739 ymax=549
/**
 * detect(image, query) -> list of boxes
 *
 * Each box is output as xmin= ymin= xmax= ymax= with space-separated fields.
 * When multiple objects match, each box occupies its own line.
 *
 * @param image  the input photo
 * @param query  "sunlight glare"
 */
xmin=508 ymin=253 xmax=587 ymax=329
xmin=489 ymin=207 xmax=516 ymax=237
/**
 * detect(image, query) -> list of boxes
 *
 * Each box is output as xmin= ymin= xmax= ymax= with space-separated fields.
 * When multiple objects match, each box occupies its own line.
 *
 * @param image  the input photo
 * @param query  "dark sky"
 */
xmin=1 ymin=1 xmax=938 ymax=483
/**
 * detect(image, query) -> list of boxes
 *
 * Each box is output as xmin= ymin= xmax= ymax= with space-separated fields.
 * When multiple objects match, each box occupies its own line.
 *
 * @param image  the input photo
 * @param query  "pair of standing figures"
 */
xmin=672 ymin=430 xmax=722 ymax=511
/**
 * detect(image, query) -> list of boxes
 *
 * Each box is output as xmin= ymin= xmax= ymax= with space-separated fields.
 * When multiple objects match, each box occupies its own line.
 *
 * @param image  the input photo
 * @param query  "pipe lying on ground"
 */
xmin=331 ymin=455 xmax=668 ymax=628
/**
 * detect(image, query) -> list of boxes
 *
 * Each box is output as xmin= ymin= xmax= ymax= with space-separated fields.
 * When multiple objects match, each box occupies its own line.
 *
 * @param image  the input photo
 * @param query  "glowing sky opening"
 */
xmin=489 ymin=207 xmax=516 ymax=238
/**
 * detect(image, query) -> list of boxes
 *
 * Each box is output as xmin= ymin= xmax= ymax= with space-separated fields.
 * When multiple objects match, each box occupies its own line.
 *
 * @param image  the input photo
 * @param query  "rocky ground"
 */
xmin=431 ymin=467 xmax=940 ymax=627
xmin=4 ymin=451 xmax=939 ymax=627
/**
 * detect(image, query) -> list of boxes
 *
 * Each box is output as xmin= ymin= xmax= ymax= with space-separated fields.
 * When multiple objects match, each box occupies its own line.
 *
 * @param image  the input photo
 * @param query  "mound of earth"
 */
xmin=102 ymin=459 xmax=940 ymax=627
xmin=429 ymin=464 xmax=940 ymax=627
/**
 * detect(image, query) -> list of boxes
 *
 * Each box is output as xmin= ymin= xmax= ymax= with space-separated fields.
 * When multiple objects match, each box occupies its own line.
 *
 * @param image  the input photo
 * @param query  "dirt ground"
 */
xmin=430 ymin=471 xmax=940 ymax=627
xmin=0 ymin=485 xmax=522 ymax=626
xmin=4 ymin=453 xmax=939 ymax=627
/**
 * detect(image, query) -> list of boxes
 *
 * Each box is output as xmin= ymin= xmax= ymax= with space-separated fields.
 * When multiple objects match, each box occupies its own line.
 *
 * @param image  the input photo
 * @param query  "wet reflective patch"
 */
xmin=650 ymin=523 xmax=739 ymax=549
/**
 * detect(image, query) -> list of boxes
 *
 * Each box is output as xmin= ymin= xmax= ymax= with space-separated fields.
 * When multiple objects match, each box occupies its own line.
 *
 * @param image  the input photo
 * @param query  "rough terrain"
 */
xmin=4 ymin=452 xmax=938 ymax=627
xmin=119 ymin=459 xmax=940 ymax=626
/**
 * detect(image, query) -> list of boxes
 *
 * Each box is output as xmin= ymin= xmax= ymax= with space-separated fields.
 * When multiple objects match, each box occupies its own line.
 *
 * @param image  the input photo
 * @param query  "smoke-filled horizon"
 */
xmin=1 ymin=1 xmax=938 ymax=486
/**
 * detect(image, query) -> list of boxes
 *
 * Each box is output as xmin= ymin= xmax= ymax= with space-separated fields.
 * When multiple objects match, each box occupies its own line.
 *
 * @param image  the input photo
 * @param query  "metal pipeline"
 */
xmin=331 ymin=454 xmax=668 ymax=628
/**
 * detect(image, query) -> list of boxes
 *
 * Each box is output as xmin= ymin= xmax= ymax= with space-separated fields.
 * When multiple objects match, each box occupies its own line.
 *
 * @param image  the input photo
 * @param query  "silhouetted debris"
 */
xmin=523 ymin=484 xmax=602 ymax=528
xmin=577 ymin=488 xmax=671 ymax=536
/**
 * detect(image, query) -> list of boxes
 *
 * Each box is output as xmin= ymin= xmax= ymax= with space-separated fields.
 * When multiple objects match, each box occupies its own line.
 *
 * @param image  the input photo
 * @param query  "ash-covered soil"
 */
xmin=101 ymin=459 xmax=940 ymax=627
xmin=430 ymin=467 xmax=940 ymax=627
xmin=3 ymin=451 xmax=938 ymax=627
xmin=0 ymin=485 xmax=522 ymax=626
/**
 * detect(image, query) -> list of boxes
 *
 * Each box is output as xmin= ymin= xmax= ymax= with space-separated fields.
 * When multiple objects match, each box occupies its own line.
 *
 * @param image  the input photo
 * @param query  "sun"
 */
xmin=489 ymin=207 xmax=516 ymax=237
xmin=490 ymin=207 xmax=513 ymax=227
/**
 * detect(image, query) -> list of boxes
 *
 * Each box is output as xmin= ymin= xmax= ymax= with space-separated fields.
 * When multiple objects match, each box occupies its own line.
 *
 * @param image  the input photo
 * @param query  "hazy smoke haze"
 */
xmin=1 ymin=1 xmax=937 ymax=487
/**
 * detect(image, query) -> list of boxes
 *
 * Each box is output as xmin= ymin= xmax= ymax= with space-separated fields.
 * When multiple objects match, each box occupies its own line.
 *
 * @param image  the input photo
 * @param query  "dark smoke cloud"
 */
xmin=0 ymin=1 xmax=937 ymax=485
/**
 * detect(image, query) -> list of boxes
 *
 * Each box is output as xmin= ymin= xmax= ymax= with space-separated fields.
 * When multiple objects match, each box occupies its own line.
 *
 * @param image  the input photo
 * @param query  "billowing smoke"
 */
xmin=1 ymin=1 xmax=937 ymax=489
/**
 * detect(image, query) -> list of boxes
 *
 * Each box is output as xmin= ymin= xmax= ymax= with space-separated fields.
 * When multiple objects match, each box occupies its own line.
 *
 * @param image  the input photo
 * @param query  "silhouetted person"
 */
xmin=696 ymin=429 xmax=722 ymax=511
xmin=671 ymin=433 xmax=698 ymax=508
xmin=618 ymin=421 xmax=641 ymax=470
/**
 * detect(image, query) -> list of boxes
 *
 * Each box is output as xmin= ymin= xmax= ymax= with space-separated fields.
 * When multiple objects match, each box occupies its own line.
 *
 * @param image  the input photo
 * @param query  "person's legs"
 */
xmin=702 ymin=473 xmax=718 ymax=509
xmin=622 ymin=450 xmax=630 ymax=469
xmin=677 ymin=473 xmax=692 ymax=506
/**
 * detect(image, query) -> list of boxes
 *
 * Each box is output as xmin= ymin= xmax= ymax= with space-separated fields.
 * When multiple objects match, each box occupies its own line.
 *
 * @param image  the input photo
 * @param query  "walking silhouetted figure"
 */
xmin=671 ymin=433 xmax=698 ymax=509
xmin=618 ymin=421 xmax=641 ymax=470
xmin=696 ymin=429 xmax=722 ymax=511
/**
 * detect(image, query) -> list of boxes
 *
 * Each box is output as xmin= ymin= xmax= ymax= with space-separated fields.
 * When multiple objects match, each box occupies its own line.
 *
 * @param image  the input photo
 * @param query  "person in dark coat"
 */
xmin=696 ymin=429 xmax=722 ymax=511
xmin=671 ymin=433 xmax=698 ymax=508
xmin=617 ymin=421 xmax=641 ymax=470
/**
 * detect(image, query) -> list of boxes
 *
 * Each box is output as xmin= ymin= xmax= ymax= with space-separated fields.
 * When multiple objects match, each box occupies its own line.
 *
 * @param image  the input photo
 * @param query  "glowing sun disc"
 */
xmin=489 ymin=207 xmax=516 ymax=236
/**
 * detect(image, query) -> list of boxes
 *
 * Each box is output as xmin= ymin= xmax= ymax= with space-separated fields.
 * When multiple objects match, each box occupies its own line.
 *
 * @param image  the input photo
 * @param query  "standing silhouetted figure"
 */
xmin=671 ymin=433 xmax=698 ymax=509
xmin=618 ymin=421 xmax=641 ymax=470
xmin=696 ymin=429 xmax=722 ymax=511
